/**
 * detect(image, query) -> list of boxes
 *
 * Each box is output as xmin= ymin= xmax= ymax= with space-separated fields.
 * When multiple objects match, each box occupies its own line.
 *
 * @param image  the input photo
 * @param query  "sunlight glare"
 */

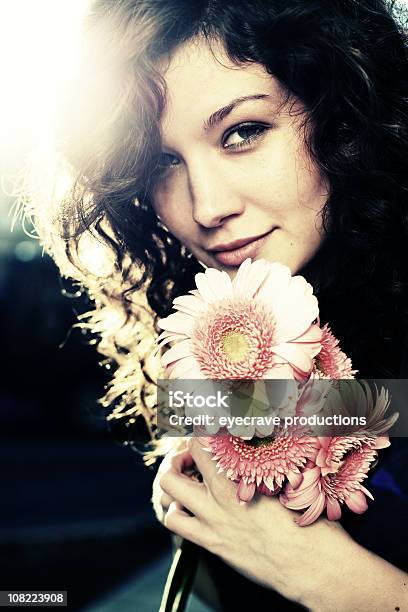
xmin=0 ymin=1 xmax=90 ymax=166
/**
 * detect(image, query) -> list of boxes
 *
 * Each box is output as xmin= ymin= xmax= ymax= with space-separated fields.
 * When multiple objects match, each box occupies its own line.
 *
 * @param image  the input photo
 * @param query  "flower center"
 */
xmin=221 ymin=331 xmax=250 ymax=362
xmin=245 ymin=436 xmax=275 ymax=448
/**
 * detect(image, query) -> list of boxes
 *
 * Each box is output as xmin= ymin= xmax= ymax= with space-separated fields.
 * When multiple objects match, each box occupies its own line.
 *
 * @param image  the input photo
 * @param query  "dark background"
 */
xmin=0 ymin=193 xmax=173 ymax=610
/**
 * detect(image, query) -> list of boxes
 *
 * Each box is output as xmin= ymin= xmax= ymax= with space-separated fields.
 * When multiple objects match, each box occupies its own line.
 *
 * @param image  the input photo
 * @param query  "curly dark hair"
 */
xmin=27 ymin=0 xmax=408 ymax=435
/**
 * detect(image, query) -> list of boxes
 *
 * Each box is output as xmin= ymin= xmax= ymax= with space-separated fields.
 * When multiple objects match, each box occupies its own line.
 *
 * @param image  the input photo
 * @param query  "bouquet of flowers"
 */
xmin=157 ymin=258 xmax=397 ymax=526
xmin=156 ymin=258 xmax=398 ymax=612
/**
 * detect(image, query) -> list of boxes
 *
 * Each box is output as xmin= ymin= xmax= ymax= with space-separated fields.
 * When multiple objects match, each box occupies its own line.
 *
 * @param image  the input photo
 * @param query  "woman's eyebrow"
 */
xmin=203 ymin=94 xmax=270 ymax=132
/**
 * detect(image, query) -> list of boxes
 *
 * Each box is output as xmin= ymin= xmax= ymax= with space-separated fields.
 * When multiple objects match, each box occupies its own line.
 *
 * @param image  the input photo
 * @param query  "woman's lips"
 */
xmin=209 ymin=230 xmax=274 ymax=267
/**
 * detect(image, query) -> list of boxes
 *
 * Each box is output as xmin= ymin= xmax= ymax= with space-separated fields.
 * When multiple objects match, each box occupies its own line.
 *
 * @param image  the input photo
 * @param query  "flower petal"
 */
xmin=296 ymin=465 xmax=321 ymax=488
xmin=345 ymin=489 xmax=368 ymax=514
xmin=271 ymin=342 xmax=314 ymax=374
xmin=264 ymin=363 xmax=296 ymax=379
xmin=195 ymin=268 xmax=232 ymax=303
xmin=282 ymin=468 xmax=321 ymax=509
xmin=168 ymin=356 xmax=204 ymax=379
xmin=232 ymin=258 xmax=252 ymax=295
xmin=161 ymin=339 xmax=194 ymax=367
xmin=158 ymin=312 xmax=195 ymax=334
xmin=297 ymin=492 xmax=326 ymax=526
xmin=282 ymin=484 xmax=321 ymax=510
xmin=233 ymin=258 xmax=270 ymax=298
xmin=287 ymin=470 xmax=303 ymax=489
xmin=372 ymin=436 xmax=391 ymax=450
xmin=293 ymin=324 xmax=324 ymax=344
xmin=360 ymin=485 xmax=374 ymax=501
xmin=256 ymin=262 xmax=292 ymax=306
xmin=157 ymin=332 xmax=187 ymax=349
xmin=237 ymin=479 xmax=256 ymax=502
xmin=172 ymin=294 xmax=207 ymax=316
xmin=205 ymin=268 xmax=233 ymax=299
xmin=270 ymin=276 xmax=319 ymax=343
xmin=326 ymin=497 xmax=342 ymax=521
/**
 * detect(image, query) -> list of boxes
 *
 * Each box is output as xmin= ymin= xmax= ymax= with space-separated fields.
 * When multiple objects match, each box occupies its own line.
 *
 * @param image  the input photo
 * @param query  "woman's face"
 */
xmin=151 ymin=38 xmax=329 ymax=278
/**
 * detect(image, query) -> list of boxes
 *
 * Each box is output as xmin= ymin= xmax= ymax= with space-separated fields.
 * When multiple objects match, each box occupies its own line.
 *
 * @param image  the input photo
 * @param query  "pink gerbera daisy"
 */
xmin=157 ymin=259 xmax=323 ymax=381
xmin=280 ymin=435 xmax=390 ymax=526
xmin=206 ymin=431 xmax=319 ymax=502
xmin=313 ymin=324 xmax=357 ymax=378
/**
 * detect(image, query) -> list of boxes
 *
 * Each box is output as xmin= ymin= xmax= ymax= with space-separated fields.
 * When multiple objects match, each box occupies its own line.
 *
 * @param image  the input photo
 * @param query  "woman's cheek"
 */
xmin=151 ymin=184 xmax=175 ymax=225
xmin=151 ymin=188 xmax=193 ymax=251
xmin=153 ymin=172 xmax=187 ymax=216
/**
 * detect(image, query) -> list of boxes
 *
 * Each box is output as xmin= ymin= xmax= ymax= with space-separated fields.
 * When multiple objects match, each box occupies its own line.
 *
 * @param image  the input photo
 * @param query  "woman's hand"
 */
xmin=151 ymin=439 xmax=192 ymax=525
xmin=154 ymin=437 xmax=408 ymax=611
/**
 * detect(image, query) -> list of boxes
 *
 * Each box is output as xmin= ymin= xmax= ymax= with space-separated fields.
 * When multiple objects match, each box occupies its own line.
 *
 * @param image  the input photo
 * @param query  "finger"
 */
xmin=152 ymin=444 xmax=193 ymax=522
xmin=161 ymin=492 xmax=174 ymax=511
xmin=157 ymin=443 xmax=191 ymax=475
xmin=164 ymin=501 xmax=205 ymax=546
xmin=170 ymin=446 xmax=196 ymax=473
xmin=159 ymin=467 xmax=206 ymax=516
xmin=187 ymin=437 xmax=238 ymax=503
xmin=152 ymin=491 xmax=177 ymax=524
xmin=187 ymin=437 xmax=219 ymax=483
xmin=152 ymin=487 xmax=167 ymax=523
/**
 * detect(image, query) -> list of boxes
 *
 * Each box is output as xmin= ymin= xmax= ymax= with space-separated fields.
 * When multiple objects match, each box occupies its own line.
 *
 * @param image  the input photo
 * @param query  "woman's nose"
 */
xmin=188 ymin=160 xmax=245 ymax=228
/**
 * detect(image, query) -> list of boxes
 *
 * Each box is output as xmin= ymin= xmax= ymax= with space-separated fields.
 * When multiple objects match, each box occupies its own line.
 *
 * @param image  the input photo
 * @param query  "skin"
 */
xmin=151 ymin=37 xmax=329 ymax=279
xmin=150 ymin=37 xmax=408 ymax=609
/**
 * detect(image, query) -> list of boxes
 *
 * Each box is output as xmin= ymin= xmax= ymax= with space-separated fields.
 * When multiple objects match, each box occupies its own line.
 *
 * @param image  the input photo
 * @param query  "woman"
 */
xmin=26 ymin=0 xmax=408 ymax=609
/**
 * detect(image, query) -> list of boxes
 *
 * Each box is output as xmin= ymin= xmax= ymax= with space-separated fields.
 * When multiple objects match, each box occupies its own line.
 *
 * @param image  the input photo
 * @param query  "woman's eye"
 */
xmin=222 ymin=123 xmax=269 ymax=150
xmin=158 ymin=152 xmax=180 ymax=168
